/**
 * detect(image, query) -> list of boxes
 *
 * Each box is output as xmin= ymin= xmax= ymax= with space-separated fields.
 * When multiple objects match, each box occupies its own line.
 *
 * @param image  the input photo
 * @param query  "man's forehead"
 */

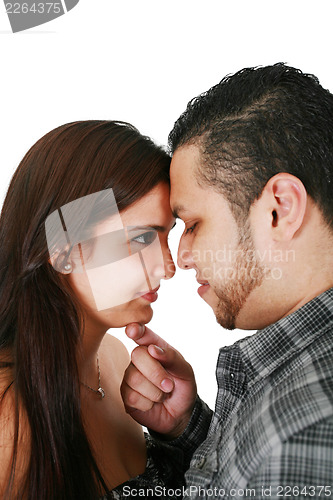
xmin=170 ymin=145 xmax=200 ymax=192
xmin=170 ymin=144 xmax=200 ymax=173
xmin=170 ymin=146 xmax=205 ymax=218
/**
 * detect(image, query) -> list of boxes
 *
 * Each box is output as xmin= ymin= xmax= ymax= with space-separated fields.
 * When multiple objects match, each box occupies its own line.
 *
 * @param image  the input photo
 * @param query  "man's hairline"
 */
xmin=171 ymin=139 xmax=252 ymax=230
xmin=172 ymin=137 xmax=248 ymax=214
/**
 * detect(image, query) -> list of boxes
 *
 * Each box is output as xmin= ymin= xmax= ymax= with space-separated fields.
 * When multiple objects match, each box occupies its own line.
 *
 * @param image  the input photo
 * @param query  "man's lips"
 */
xmin=197 ymin=280 xmax=210 ymax=297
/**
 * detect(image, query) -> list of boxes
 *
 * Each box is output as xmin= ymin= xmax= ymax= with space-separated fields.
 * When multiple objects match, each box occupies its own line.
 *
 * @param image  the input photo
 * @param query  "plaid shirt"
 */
xmin=161 ymin=288 xmax=333 ymax=499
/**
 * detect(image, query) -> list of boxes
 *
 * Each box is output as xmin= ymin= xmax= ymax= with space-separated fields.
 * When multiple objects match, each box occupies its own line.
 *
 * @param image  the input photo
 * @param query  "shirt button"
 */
xmin=230 ymin=373 xmax=235 ymax=379
xmin=196 ymin=457 xmax=206 ymax=469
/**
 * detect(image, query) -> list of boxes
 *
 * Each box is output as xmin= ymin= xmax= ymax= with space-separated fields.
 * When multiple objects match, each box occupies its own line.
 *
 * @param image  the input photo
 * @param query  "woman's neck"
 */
xmin=77 ymin=320 xmax=109 ymax=388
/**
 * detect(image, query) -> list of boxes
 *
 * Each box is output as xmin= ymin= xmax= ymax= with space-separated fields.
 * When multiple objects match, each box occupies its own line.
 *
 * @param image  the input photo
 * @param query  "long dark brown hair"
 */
xmin=0 ymin=121 xmax=170 ymax=499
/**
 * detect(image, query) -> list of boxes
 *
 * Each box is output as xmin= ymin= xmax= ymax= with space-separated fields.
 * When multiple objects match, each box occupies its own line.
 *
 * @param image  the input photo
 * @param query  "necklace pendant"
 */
xmin=98 ymin=387 xmax=105 ymax=399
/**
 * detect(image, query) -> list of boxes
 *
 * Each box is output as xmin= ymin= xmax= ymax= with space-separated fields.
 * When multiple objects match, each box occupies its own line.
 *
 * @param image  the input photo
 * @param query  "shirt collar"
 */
xmin=236 ymin=287 xmax=333 ymax=385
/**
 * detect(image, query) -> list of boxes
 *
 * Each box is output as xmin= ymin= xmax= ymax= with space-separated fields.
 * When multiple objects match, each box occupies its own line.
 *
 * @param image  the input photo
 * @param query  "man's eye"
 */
xmin=184 ymin=223 xmax=197 ymax=235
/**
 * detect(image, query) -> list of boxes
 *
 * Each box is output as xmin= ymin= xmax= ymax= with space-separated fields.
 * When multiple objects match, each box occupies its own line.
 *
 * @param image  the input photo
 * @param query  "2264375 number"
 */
xmin=5 ymin=3 xmax=62 ymax=14
xmin=276 ymin=486 xmax=332 ymax=497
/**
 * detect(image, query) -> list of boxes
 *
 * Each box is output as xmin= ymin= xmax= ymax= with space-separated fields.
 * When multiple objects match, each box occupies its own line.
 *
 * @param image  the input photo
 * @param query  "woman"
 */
xmin=0 ymin=121 xmax=178 ymax=499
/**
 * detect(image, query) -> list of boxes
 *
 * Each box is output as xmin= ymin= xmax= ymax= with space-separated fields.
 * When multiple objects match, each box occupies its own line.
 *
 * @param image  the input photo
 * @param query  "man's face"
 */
xmin=170 ymin=144 xmax=266 ymax=330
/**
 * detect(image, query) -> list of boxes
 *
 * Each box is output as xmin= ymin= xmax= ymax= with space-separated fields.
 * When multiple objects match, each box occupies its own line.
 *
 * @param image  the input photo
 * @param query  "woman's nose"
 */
xmin=150 ymin=243 xmax=176 ymax=281
xmin=177 ymin=235 xmax=194 ymax=270
xmin=163 ymin=246 xmax=176 ymax=280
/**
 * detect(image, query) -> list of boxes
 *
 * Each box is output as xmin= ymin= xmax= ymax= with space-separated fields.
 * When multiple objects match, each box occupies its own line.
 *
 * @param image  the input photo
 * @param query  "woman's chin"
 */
xmin=106 ymin=303 xmax=154 ymax=329
xmin=129 ymin=304 xmax=154 ymax=325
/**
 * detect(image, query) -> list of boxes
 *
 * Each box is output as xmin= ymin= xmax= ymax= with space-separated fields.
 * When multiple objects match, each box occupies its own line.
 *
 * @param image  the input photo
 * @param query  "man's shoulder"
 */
xmin=221 ymin=343 xmax=333 ymax=485
xmin=259 ymin=331 xmax=333 ymax=442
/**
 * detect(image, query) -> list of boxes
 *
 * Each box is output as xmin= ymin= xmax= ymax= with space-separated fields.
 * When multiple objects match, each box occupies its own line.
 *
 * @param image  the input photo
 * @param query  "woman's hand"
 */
xmin=121 ymin=323 xmax=197 ymax=439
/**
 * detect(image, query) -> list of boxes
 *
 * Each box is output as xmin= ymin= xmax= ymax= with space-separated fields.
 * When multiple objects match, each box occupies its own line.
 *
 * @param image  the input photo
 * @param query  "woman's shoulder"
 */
xmin=0 ymin=365 xmax=30 ymax=496
xmin=0 ymin=378 xmax=15 ymax=489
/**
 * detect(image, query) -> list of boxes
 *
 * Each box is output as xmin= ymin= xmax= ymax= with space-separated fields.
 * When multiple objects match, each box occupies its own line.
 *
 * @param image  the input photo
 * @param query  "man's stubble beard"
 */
xmin=214 ymin=223 xmax=265 ymax=330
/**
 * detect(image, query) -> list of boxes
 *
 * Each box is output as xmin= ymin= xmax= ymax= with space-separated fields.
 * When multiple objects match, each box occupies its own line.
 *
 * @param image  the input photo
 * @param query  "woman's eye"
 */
xmin=130 ymin=231 xmax=156 ymax=247
xmin=184 ymin=223 xmax=197 ymax=235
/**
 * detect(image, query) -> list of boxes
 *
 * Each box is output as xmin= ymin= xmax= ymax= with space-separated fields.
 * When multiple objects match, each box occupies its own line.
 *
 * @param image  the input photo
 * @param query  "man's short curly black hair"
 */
xmin=168 ymin=63 xmax=333 ymax=226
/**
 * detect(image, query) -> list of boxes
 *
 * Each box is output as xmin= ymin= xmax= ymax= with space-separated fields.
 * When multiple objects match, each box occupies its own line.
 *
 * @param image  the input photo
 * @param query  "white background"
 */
xmin=0 ymin=0 xmax=332 ymax=409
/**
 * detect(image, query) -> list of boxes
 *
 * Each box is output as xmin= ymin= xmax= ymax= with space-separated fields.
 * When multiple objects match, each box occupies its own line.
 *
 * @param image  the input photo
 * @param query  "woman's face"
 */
xmin=67 ymin=183 xmax=176 ymax=331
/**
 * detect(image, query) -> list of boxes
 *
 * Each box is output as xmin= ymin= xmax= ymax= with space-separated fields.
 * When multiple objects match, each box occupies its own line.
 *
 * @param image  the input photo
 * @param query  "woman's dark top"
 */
xmin=103 ymin=434 xmax=185 ymax=499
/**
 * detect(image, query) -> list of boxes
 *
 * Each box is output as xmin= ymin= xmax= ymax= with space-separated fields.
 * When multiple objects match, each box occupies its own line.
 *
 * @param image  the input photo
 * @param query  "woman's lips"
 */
xmin=140 ymin=286 xmax=160 ymax=303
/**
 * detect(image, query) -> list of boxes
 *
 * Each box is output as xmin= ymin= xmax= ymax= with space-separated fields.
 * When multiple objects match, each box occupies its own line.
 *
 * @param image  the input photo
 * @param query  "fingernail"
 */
xmin=161 ymin=378 xmax=174 ymax=393
xmin=126 ymin=325 xmax=135 ymax=337
xmin=126 ymin=323 xmax=144 ymax=338
xmin=152 ymin=345 xmax=164 ymax=354
xmin=139 ymin=324 xmax=145 ymax=335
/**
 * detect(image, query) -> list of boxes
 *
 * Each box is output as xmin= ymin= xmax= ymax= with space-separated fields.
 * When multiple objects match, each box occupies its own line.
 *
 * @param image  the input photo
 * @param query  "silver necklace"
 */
xmin=81 ymin=354 xmax=105 ymax=399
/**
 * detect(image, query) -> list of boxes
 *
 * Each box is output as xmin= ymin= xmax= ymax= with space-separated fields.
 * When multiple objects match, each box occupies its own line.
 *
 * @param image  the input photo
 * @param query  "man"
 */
xmin=121 ymin=64 xmax=333 ymax=498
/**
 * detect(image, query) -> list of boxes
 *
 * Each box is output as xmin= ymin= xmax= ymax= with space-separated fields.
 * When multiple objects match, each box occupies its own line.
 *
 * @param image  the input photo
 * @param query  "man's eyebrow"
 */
xmin=172 ymin=205 xmax=187 ymax=219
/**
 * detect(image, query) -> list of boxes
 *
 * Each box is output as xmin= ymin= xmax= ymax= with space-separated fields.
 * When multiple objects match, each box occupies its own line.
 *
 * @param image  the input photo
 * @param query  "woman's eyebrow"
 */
xmin=128 ymin=222 xmax=176 ymax=233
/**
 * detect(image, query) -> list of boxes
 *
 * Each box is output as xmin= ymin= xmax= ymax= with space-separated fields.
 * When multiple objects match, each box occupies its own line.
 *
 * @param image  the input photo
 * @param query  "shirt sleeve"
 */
xmin=149 ymin=395 xmax=213 ymax=471
xmin=246 ymin=417 xmax=333 ymax=499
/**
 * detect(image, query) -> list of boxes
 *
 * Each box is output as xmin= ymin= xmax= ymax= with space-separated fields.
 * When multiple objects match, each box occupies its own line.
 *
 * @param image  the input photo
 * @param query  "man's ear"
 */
xmin=264 ymin=173 xmax=307 ymax=241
